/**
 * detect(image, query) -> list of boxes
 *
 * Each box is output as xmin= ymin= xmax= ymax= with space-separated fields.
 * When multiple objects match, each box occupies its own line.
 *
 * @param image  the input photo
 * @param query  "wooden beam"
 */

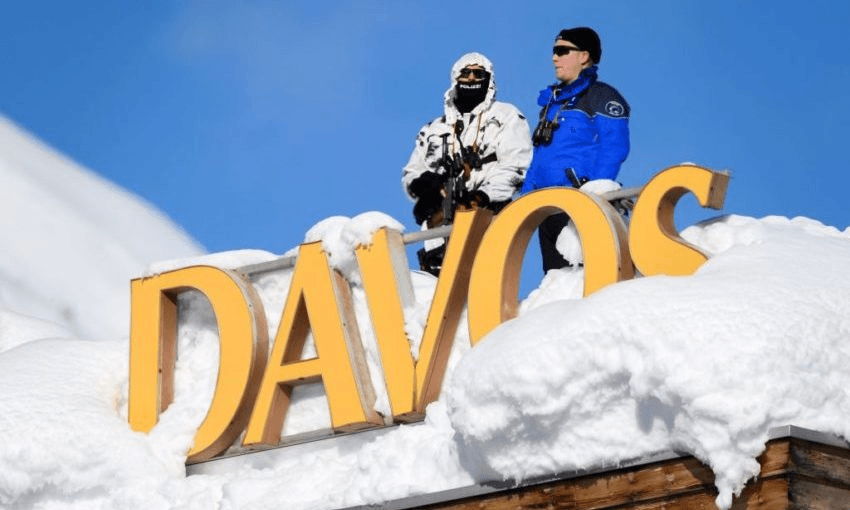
xmin=406 ymin=435 xmax=850 ymax=510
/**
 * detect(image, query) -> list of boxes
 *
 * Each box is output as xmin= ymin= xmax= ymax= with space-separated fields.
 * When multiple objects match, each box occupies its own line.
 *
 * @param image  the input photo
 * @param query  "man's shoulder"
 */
xmin=488 ymin=100 xmax=528 ymax=120
xmin=418 ymin=115 xmax=449 ymax=133
xmin=590 ymin=80 xmax=626 ymax=98
xmin=584 ymin=80 xmax=630 ymax=118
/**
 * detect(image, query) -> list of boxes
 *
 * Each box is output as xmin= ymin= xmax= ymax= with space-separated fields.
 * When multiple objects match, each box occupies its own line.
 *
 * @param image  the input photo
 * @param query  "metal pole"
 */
xmin=239 ymin=187 xmax=642 ymax=276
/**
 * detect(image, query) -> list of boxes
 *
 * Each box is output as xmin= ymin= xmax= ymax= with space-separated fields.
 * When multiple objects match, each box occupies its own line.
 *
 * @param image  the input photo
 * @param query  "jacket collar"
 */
xmin=538 ymin=65 xmax=598 ymax=106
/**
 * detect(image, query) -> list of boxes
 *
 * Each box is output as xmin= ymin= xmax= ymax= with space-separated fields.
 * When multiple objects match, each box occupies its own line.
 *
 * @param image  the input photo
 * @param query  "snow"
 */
xmin=0 ymin=116 xmax=204 ymax=342
xmin=451 ymin=214 xmax=850 ymax=508
xmin=301 ymin=212 xmax=406 ymax=285
xmin=1 ymin=115 xmax=850 ymax=509
xmin=555 ymin=178 xmax=623 ymax=265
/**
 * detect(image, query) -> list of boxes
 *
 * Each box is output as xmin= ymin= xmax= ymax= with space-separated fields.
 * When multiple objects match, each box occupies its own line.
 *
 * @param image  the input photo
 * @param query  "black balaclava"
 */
xmin=454 ymin=73 xmax=490 ymax=114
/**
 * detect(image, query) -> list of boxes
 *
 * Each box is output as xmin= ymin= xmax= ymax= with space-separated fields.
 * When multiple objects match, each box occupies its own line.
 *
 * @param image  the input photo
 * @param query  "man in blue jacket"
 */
xmin=521 ymin=27 xmax=630 ymax=272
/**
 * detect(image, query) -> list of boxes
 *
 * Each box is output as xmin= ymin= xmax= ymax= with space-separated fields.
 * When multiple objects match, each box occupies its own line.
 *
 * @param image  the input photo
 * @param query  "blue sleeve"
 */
xmin=593 ymin=115 xmax=630 ymax=180
xmin=582 ymin=81 xmax=630 ymax=180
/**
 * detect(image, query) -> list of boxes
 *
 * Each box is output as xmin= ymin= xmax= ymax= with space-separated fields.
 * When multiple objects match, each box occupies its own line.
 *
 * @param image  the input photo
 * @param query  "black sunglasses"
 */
xmin=553 ymin=45 xmax=583 ymax=57
xmin=459 ymin=67 xmax=489 ymax=79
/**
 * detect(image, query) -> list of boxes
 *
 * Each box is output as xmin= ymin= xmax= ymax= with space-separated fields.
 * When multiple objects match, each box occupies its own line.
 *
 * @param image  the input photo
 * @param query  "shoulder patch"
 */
xmin=605 ymin=100 xmax=625 ymax=117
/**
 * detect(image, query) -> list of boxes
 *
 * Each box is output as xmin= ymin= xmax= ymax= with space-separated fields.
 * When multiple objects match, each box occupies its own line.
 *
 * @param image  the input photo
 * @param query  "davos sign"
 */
xmin=128 ymin=164 xmax=729 ymax=463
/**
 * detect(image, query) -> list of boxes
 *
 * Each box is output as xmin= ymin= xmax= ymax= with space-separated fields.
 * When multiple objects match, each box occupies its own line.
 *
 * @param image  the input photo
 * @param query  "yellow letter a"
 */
xmin=243 ymin=242 xmax=381 ymax=447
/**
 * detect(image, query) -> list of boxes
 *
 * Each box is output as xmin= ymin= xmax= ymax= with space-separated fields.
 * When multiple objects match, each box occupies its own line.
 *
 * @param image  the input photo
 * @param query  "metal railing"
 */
xmin=238 ymin=186 xmax=642 ymax=277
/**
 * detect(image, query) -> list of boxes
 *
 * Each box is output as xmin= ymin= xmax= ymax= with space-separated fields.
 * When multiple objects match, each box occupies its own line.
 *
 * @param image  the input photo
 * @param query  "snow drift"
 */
xmin=0 ymin=115 xmax=204 ymax=342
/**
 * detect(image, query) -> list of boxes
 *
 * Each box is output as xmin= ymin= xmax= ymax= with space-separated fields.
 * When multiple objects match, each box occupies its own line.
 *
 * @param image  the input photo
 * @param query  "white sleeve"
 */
xmin=401 ymin=122 xmax=440 ymax=201
xmin=477 ymin=105 xmax=533 ymax=202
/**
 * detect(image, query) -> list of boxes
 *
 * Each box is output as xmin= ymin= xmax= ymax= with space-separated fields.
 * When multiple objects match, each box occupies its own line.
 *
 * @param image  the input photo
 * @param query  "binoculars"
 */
xmin=532 ymin=119 xmax=559 ymax=146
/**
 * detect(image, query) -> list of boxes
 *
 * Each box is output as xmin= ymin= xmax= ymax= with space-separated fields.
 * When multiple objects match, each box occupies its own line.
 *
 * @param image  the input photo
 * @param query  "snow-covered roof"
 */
xmin=2 ymin=116 xmax=850 ymax=510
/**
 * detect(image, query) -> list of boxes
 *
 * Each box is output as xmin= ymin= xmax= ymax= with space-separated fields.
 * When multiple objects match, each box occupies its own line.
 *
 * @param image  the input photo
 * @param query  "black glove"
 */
xmin=410 ymin=172 xmax=445 ymax=224
xmin=413 ymin=193 xmax=443 ymax=225
xmin=457 ymin=189 xmax=490 ymax=210
xmin=469 ymin=189 xmax=490 ymax=208
xmin=408 ymin=172 xmax=444 ymax=199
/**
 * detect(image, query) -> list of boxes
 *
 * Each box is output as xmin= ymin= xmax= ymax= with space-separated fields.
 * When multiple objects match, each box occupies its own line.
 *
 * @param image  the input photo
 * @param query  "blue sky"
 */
xmin=3 ymin=1 xmax=849 ymax=287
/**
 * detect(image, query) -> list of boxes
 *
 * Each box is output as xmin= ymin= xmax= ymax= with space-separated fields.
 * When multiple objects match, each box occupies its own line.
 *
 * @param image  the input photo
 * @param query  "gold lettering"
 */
xmin=128 ymin=266 xmax=268 ymax=462
xmin=128 ymin=164 xmax=735 ymax=462
xmin=355 ymin=228 xmax=417 ymax=419
xmin=415 ymin=209 xmax=492 ymax=413
xmin=629 ymin=165 xmax=729 ymax=276
xmin=467 ymin=188 xmax=632 ymax=345
xmin=242 ymin=242 xmax=381 ymax=448
xmin=355 ymin=212 xmax=493 ymax=416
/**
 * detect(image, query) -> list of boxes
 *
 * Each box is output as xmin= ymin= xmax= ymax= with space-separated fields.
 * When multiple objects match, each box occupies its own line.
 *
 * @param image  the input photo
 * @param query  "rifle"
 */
xmin=417 ymin=125 xmax=495 ymax=275
xmin=427 ymin=123 xmax=498 ymax=228
xmin=428 ymin=132 xmax=468 ymax=228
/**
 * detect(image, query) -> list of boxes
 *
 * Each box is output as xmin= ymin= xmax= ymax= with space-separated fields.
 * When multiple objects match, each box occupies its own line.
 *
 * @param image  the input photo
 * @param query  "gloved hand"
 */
xmin=409 ymin=172 xmax=446 ymax=225
xmin=469 ymin=189 xmax=490 ymax=208
xmin=413 ymin=193 xmax=443 ymax=225
xmin=458 ymin=189 xmax=490 ymax=210
xmin=408 ymin=172 xmax=445 ymax=200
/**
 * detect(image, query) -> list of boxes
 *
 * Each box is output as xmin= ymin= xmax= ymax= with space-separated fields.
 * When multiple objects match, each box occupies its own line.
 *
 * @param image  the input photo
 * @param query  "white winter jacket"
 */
xmin=402 ymin=53 xmax=532 ymax=207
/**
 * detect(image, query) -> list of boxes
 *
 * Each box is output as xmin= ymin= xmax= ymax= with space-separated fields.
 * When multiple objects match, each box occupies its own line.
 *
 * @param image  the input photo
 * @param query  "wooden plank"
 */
xmin=789 ymin=476 xmax=850 ymax=509
xmin=787 ymin=438 xmax=850 ymax=489
xmin=548 ymin=458 xmax=715 ymax=509
xmin=732 ymin=478 xmax=790 ymax=510
xmin=385 ymin=435 xmax=850 ymax=510
xmin=623 ymin=492 xmax=719 ymax=510
xmin=757 ymin=440 xmax=792 ymax=478
xmin=418 ymin=457 xmax=716 ymax=509
xmin=421 ymin=488 xmax=721 ymax=509
xmin=423 ymin=477 xmax=793 ymax=510
xmin=414 ymin=441 xmax=796 ymax=510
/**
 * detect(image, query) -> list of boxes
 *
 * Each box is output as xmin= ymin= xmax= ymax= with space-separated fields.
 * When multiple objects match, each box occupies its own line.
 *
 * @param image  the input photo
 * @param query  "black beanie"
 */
xmin=556 ymin=27 xmax=601 ymax=64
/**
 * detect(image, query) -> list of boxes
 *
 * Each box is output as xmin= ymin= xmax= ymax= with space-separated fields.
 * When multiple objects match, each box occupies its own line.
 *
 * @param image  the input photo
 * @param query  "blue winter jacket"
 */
xmin=520 ymin=66 xmax=630 ymax=193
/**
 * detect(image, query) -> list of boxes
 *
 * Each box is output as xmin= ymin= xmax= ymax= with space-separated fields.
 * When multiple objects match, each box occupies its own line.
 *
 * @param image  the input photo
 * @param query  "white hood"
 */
xmin=443 ymin=52 xmax=497 ymax=124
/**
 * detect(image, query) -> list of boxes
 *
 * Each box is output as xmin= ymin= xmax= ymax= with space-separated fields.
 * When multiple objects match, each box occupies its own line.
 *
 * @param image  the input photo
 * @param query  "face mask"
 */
xmin=454 ymin=74 xmax=490 ymax=113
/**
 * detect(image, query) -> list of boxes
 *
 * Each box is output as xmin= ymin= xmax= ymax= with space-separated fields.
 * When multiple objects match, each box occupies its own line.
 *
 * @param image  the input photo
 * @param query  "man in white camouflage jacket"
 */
xmin=402 ymin=52 xmax=532 ymax=275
